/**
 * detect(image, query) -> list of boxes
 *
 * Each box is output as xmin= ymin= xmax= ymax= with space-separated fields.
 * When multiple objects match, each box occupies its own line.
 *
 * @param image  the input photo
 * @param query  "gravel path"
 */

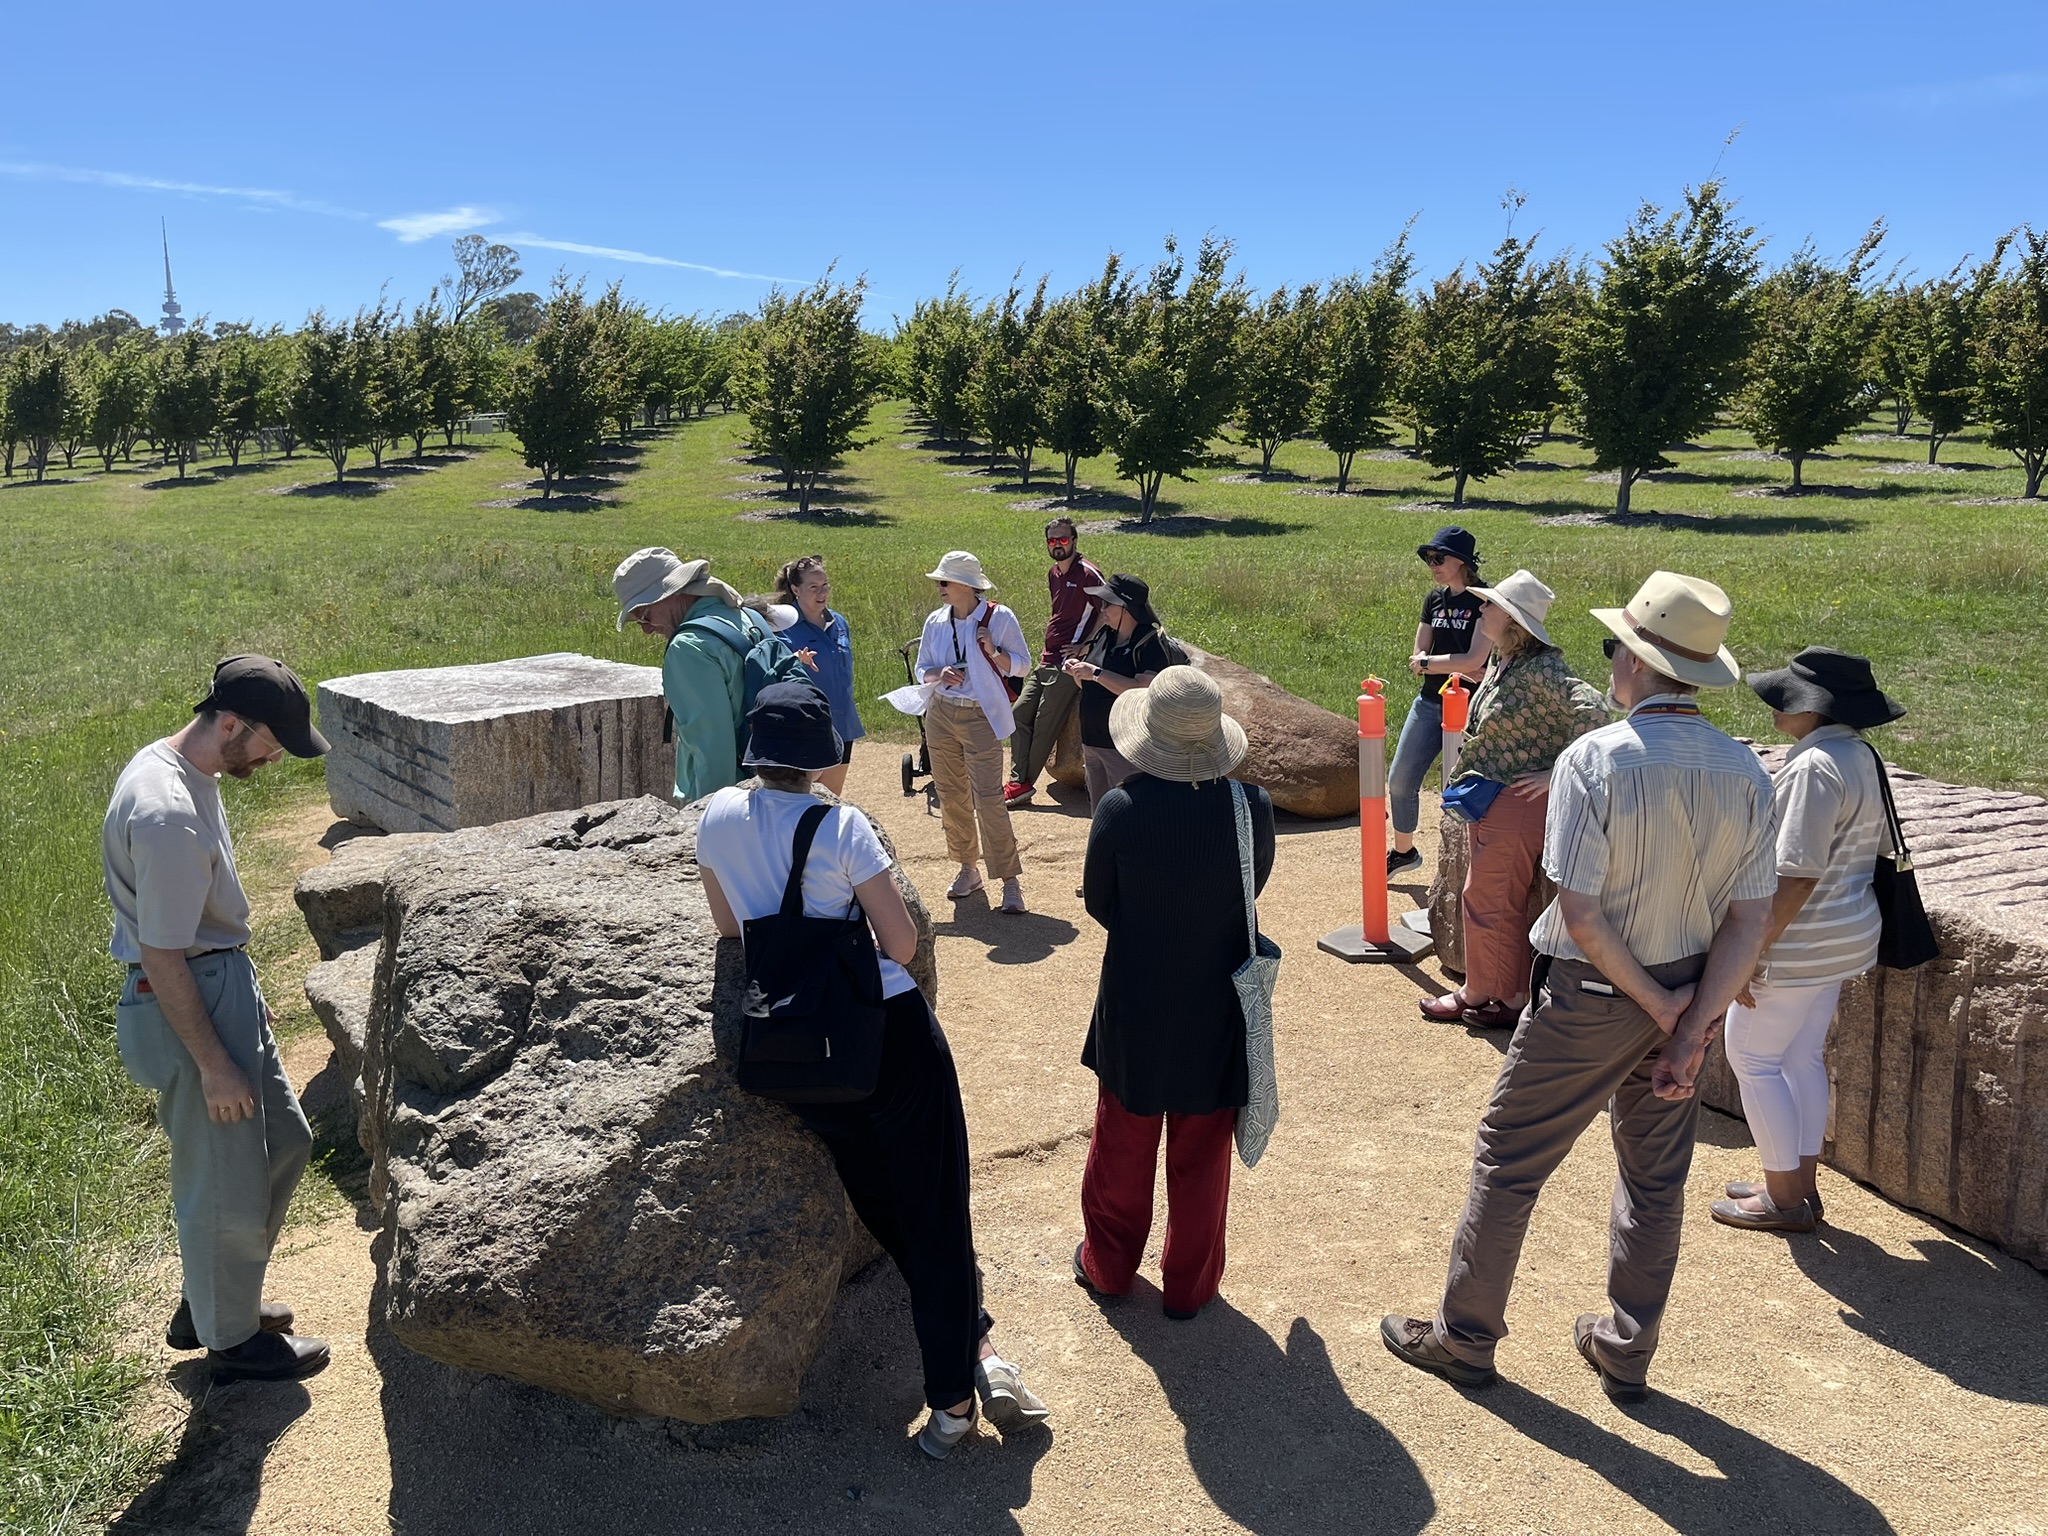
xmin=112 ymin=754 xmax=2048 ymax=1535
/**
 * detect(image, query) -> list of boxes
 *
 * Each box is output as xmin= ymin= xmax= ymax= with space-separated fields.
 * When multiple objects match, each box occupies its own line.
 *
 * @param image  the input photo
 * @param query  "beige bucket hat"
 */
xmin=1469 ymin=569 xmax=1556 ymax=646
xmin=612 ymin=549 xmax=741 ymax=630
xmin=1109 ymin=665 xmax=1248 ymax=784
xmin=925 ymin=550 xmax=993 ymax=590
xmin=1593 ymin=571 xmax=1740 ymax=688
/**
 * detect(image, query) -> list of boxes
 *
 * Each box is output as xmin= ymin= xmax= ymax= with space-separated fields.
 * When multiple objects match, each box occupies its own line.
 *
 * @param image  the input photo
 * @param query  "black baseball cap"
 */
xmin=742 ymin=680 xmax=842 ymax=772
xmin=194 ymin=655 xmax=331 ymax=757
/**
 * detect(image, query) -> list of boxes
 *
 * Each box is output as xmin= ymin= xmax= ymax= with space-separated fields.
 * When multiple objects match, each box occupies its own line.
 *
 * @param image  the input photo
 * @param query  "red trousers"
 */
xmin=1077 ymin=1085 xmax=1235 ymax=1314
xmin=1462 ymin=783 xmax=1549 ymax=1004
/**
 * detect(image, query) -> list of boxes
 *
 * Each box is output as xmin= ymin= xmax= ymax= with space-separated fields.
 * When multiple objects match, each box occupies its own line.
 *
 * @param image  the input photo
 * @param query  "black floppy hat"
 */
xmin=1085 ymin=573 xmax=1161 ymax=631
xmin=742 ymin=680 xmax=843 ymax=771
xmin=1746 ymin=647 xmax=1906 ymax=730
xmin=194 ymin=655 xmax=330 ymax=757
xmin=1417 ymin=526 xmax=1481 ymax=571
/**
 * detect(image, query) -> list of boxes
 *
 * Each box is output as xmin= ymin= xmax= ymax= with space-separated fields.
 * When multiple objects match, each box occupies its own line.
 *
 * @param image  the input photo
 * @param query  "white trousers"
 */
xmin=1723 ymin=980 xmax=1842 ymax=1173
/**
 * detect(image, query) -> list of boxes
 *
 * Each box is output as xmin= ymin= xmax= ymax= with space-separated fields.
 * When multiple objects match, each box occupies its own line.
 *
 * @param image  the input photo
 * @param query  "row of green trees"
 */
xmin=891 ymin=192 xmax=2048 ymax=515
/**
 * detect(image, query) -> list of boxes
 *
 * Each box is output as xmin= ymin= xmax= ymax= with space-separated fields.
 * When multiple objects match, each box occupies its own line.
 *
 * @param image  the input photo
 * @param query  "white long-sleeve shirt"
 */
xmin=914 ymin=599 xmax=1031 ymax=739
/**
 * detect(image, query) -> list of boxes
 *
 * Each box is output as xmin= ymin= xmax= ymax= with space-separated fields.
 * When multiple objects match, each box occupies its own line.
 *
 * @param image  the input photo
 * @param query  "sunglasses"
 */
xmin=1423 ymin=552 xmax=1457 ymax=566
xmin=1603 ymin=637 xmax=1621 ymax=660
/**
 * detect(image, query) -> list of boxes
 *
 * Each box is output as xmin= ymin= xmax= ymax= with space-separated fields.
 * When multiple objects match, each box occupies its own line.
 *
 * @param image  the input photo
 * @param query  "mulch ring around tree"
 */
xmin=261 ymin=480 xmax=397 ymax=497
xmin=1073 ymin=513 xmax=1239 ymax=536
xmin=479 ymin=494 xmax=614 ymax=511
xmin=1866 ymin=462 xmax=1965 ymax=476
xmin=733 ymin=506 xmax=888 ymax=526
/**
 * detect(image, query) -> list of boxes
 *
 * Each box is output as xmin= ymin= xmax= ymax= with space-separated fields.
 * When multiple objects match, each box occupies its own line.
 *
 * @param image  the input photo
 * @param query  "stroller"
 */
xmin=897 ymin=638 xmax=940 ymax=814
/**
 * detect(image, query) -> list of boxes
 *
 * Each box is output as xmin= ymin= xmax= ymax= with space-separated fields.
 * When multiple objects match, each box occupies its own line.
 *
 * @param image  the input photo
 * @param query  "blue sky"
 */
xmin=3 ymin=0 xmax=2043 ymax=330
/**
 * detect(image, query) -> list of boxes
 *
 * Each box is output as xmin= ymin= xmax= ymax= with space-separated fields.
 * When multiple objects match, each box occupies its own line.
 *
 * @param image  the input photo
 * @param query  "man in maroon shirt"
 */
xmin=1003 ymin=517 xmax=1104 ymax=806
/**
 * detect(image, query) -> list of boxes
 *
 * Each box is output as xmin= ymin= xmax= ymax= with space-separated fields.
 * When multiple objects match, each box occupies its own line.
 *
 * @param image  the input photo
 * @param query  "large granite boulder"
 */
xmin=295 ymin=832 xmax=442 ymax=960
xmin=351 ymin=791 xmax=927 ymax=1421
xmin=1426 ymin=816 xmax=1557 ymax=978
xmin=1696 ymin=757 xmax=2048 ymax=1271
xmin=1043 ymin=643 xmax=1359 ymax=818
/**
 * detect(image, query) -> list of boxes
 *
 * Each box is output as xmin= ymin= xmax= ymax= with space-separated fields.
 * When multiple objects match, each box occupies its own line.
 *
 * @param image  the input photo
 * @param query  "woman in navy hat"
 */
xmin=1387 ymin=528 xmax=1492 ymax=879
xmin=1711 ymin=648 xmax=1904 ymax=1235
xmin=695 ymin=683 xmax=1050 ymax=1457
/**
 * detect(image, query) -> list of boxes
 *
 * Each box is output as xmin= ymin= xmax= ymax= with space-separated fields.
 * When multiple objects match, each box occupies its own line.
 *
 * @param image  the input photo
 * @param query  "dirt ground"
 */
xmin=111 ymin=752 xmax=2048 ymax=1536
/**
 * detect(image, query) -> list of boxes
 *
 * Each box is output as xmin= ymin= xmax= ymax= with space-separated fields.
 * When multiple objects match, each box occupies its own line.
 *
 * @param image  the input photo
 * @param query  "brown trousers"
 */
xmin=1461 ymin=784 xmax=1548 ymax=1002
xmin=1435 ymin=952 xmax=1706 ymax=1385
xmin=925 ymin=698 xmax=1022 ymax=879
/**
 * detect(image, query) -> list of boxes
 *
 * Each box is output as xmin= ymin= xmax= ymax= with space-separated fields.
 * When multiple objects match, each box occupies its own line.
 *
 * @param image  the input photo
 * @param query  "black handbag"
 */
xmin=1866 ymin=744 xmax=1939 ymax=970
xmin=735 ymin=803 xmax=888 ymax=1103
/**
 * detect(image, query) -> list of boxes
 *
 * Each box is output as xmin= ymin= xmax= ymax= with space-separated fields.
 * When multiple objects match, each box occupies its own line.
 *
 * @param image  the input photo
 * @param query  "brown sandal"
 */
xmin=1418 ymin=992 xmax=1469 ymax=1022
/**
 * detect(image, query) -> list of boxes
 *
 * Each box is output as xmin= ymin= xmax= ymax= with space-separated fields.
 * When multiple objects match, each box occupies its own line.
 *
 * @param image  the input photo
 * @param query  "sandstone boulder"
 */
xmin=356 ymin=791 xmax=927 ymax=1421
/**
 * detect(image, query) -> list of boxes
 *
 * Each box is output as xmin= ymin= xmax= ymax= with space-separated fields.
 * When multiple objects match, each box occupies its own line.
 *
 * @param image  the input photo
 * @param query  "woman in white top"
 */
xmin=913 ymin=550 xmax=1032 ymax=913
xmin=695 ymin=683 xmax=1049 ymax=1458
xmin=1711 ymin=648 xmax=1903 ymax=1234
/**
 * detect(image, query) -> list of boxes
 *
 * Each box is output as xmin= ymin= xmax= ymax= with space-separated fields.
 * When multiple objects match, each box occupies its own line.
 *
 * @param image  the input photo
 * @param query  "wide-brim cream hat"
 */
xmin=1109 ymin=665 xmax=1248 ymax=784
xmin=1592 ymin=571 xmax=1741 ymax=688
xmin=1469 ymin=568 xmax=1556 ymax=646
xmin=613 ymin=548 xmax=698 ymax=630
xmin=925 ymin=550 xmax=992 ymax=590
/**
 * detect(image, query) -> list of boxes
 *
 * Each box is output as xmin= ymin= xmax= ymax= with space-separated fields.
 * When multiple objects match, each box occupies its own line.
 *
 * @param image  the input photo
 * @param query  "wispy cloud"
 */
xmin=1886 ymin=71 xmax=2048 ymax=110
xmin=503 ymin=231 xmax=788 ymax=282
xmin=378 ymin=205 xmax=500 ymax=243
xmin=0 ymin=160 xmax=363 ymax=217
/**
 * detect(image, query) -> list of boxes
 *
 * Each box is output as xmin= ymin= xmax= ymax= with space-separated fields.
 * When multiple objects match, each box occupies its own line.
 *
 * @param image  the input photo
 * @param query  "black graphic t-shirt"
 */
xmin=1418 ymin=588 xmax=1483 ymax=700
xmin=1079 ymin=627 xmax=1186 ymax=748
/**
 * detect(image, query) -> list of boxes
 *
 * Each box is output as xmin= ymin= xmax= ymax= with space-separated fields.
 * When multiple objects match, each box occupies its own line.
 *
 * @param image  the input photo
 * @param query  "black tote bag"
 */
xmin=735 ymin=803 xmax=888 ymax=1103
xmin=1866 ymin=745 xmax=1939 ymax=971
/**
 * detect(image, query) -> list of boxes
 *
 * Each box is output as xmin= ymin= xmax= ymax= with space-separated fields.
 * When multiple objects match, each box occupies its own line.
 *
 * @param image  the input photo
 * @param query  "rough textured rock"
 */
xmin=1695 ymin=755 xmax=2048 ymax=1270
xmin=1425 ymin=815 xmax=1556 ymax=978
xmin=1041 ymin=644 xmax=1358 ymax=818
xmin=1048 ymin=705 xmax=1087 ymax=790
xmin=305 ymin=941 xmax=377 ymax=1081
xmin=356 ymin=792 xmax=928 ymax=1421
xmin=320 ymin=653 xmax=673 ymax=833
xmin=295 ymin=832 xmax=442 ymax=960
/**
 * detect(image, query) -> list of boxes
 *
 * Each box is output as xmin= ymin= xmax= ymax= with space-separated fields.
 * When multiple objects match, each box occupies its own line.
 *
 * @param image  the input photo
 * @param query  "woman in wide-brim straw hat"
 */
xmin=1072 ymin=666 xmax=1272 ymax=1321
xmin=1419 ymin=570 xmax=1608 ymax=1030
xmin=1711 ymin=648 xmax=1904 ymax=1235
xmin=914 ymin=550 xmax=1033 ymax=912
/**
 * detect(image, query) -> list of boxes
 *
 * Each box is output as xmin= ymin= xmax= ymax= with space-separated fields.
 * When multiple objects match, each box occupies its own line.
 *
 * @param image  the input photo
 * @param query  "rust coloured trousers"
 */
xmin=1078 ymin=1084 xmax=1235 ymax=1315
xmin=1461 ymin=782 xmax=1549 ymax=1002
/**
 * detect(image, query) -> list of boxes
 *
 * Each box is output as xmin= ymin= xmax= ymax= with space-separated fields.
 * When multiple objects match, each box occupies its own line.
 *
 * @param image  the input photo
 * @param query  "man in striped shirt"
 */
xmin=1384 ymin=572 xmax=1778 ymax=1404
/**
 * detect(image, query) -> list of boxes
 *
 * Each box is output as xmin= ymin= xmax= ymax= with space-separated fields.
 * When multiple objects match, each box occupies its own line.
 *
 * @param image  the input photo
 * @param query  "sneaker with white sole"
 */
xmin=917 ymin=1403 xmax=976 ymax=1459
xmin=999 ymin=879 xmax=1026 ymax=914
xmin=946 ymin=868 xmax=984 ymax=900
xmin=1002 ymin=779 xmax=1035 ymax=806
xmin=975 ymin=1355 xmax=1050 ymax=1431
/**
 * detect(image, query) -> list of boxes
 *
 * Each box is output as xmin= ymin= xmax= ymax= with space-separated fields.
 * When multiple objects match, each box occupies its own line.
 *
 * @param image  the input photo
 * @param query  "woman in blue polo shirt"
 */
xmin=774 ymin=554 xmax=865 ymax=796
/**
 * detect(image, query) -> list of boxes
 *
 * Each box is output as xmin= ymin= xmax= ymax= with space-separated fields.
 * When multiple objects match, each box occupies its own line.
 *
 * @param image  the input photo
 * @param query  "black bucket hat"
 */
xmin=1417 ymin=526 xmax=1481 ymax=572
xmin=1085 ymin=573 xmax=1161 ymax=634
xmin=742 ymin=680 xmax=843 ymax=771
xmin=194 ymin=655 xmax=330 ymax=757
xmin=1746 ymin=647 xmax=1906 ymax=730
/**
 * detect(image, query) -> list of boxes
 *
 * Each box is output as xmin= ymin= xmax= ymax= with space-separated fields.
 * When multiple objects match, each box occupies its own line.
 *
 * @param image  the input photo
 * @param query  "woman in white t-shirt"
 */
xmin=694 ymin=682 xmax=1049 ymax=1459
xmin=1711 ymin=649 xmax=1902 ymax=1235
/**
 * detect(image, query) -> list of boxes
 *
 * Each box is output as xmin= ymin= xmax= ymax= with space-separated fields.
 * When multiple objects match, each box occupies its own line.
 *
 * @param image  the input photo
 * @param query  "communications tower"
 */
xmin=159 ymin=220 xmax=185 ymax=335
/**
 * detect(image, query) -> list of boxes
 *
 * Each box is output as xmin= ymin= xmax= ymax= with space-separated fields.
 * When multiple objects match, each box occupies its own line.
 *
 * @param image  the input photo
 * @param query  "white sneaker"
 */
xmin=917 ymin=1403 xmax=976 ymax=1460
xmin=946 ymin=867 xmax=984 ymax=900
xmin=999 ymin=878 xmax=1026 ymax=914
xmin=975 ymin=1355 xmax=1050 ymax=1431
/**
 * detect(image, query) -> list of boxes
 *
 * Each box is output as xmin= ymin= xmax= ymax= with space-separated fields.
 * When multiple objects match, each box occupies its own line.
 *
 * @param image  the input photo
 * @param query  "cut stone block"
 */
xmin=318 ymin=653 xmax=673 ymax=833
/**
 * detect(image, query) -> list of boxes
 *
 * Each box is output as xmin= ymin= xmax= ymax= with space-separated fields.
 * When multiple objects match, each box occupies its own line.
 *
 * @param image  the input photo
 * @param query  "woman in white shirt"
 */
xmin=1712 ymin=648 xmax=1903 ymax=1235
xmin=695 ymin=683 xmax=1049 ymax=1458
xmin=913 ymin=550 xmax=1032 ymax=913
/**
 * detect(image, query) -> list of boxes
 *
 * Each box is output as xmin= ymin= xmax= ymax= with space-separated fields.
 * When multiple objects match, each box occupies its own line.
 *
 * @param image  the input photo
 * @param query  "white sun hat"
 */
xmin=925 ymin=550 xmax=992 ymax=590
xmin=1469 ymin=569 xmax=1557 ymax=646
xmin=1592 ymin=571 xmax=1741 ymax=688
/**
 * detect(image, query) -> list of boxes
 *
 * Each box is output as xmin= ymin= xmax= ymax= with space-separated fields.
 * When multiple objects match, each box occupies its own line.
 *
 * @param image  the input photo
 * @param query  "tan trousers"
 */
xmin=926 ymin=698 xmax=1022 ymax=878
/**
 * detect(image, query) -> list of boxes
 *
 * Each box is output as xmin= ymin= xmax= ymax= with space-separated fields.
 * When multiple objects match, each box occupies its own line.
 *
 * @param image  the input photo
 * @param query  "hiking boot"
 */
xmin=208 ymin=1328 xmax=330 ymax=1384
xmin=1002 ymin=779 xmax=1035 ymax=806
xmin=166 ymin=1297 xmax=295 ymax=1353
xmin=1573 ymin=1313 xmax=1648 ymax=1404
xmin=1379 ymin=1315 xmax=1496 ymax=1388
xmin=975 ymin=1356 xmax=1050 ymax=1432
xmin=1387 ymin=847 xmax=1424 ymax=878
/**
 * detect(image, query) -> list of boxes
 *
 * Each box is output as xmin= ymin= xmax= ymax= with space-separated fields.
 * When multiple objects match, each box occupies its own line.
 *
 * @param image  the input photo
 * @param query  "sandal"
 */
xmin=1418 ymin=992 xmax=1469 ymax=1022
xmin=1460 ymin=1000 xmax=1523 ymax=1030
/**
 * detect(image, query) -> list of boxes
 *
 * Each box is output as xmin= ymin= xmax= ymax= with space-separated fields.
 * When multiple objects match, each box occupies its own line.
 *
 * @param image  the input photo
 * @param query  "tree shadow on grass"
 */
xmin=136 ymin=474 xmax=225 ymax=490
xmin=1096 ymin=514 xmax=1308 ymax=538
xmin=1531 ymin=506 xmax=1865 ymax=535
xmin=274 ymin=479 xmax=393 ymax=498
xmin=734 ymin=506 xmax=893 ymax=527
xmin=1729 ymin=482 xmax=1924 ymax=503
xmin=1099 ymin=1301 xmax=1434 ymax=1536
xmin=481 ymin=493 xmax=613 ymax=512
xmin=499 ymin=474 xmax=623 ymax=496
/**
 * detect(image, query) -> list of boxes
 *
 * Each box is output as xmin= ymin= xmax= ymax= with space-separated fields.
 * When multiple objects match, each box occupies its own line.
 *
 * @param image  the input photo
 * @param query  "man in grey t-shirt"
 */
xmin=103 ymin=656 xmax=333 ymax=1383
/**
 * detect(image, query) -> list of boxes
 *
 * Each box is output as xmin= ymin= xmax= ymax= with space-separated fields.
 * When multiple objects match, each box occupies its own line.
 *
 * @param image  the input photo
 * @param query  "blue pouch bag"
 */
xmin=1441 ymin=775 xmax=1507 ymax=823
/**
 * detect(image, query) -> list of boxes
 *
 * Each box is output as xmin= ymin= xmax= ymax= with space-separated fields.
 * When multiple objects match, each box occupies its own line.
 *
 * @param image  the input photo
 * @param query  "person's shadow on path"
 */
xmin=1790 ymin=1222 xmax=2048 ymax=1405
xmin=1473 ymin=1380 xmax=1895 ymax=1535
xmin=1102 ymin=1296 xmax=1434 ymax=1536
xmin=110 ymin=1371 xmax=313 ymax=1534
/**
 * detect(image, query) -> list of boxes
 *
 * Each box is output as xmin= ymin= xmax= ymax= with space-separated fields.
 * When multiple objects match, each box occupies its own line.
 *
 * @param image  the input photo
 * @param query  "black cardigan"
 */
xmin=1080 ymin=774 xmax=1276 ymax=1116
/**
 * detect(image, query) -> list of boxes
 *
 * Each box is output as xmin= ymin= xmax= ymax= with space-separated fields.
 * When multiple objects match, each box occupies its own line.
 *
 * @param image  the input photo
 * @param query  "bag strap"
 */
xmin=1230 ymin=779 xmax=1257 ymax=961
xmin=1865 ymin=741 xmax=1913 ymax=869
xmin=683 ymin=608 xmax=757 ymax=657
xmin=779 ymin=802 xmax=833 ymax=918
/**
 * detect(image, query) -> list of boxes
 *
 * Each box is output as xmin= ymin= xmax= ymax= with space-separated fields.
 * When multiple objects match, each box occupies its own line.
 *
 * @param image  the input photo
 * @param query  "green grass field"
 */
xmin=2 ymin=403 xmax=2044 ymax=1529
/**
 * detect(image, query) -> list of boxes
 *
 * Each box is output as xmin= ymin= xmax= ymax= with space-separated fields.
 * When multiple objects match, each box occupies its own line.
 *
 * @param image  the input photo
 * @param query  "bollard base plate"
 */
xmin=1398 ymin=908 xmax=1433 ymax=938
xmin=1318 ymin=923 xmax=1435 ymax=964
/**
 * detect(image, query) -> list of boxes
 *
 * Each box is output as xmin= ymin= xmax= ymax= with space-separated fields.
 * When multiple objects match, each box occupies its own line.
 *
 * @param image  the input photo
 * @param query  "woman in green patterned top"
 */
xmin=1419 ymin=570 xmax=1608 ymax=1029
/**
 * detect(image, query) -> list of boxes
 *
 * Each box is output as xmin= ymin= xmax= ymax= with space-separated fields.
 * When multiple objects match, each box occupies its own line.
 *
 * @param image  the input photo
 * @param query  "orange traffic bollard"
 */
xmin=1440 ymin=674 xmax=1471 ymax=781
xmin=1319 ymin=677 xmax=1434 ymax=964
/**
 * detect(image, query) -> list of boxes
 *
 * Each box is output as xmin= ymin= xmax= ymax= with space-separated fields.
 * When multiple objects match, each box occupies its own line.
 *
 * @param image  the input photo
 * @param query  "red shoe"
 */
xmin=1418 ymin=992 xmax=1468 ymax=1022
xmin=1002 ymin=779 xmax=1036 ymax=805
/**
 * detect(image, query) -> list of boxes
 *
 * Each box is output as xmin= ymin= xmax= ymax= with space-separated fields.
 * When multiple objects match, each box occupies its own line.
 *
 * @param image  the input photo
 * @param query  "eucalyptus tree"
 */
xmin=1972 ymin=228 xmax=2048 ymax=499
xmin=504 ymin=278 xmax=608 ymax=499
xmin=147 ymin=332 xmax=221 ymax=479
xmin=1310 ymin=230 xmax=1414 ymax=493
xmin=1563 ymin=181 xmax=1762 ymax=515
xmin=1234 ymin=283 xmax=1320 ymax=473
xmin=1738 ymin=224 xmax=1885 ymax=490
xmin=968 ymin=274 xmax=1048 ymax=483
xmin=445 ymin=234 xmax=523 ymax=323
xmin=732 ymin=269 xmax=885 ymax=515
